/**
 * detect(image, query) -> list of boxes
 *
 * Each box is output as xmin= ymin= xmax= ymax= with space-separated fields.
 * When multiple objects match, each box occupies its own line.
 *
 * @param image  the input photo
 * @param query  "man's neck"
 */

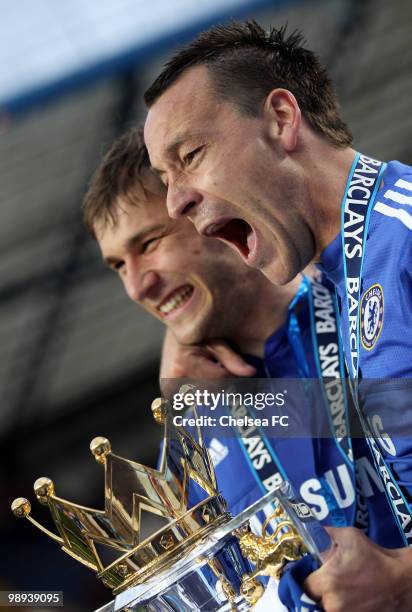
xmin=300 ymin=137 xmax=357 ymax=260
xmin=227 ymin=275 xmax=302 ymax=357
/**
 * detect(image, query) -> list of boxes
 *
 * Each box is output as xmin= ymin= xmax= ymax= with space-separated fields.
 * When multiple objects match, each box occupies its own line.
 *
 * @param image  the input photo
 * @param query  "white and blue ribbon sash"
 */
xmin=235 ymin=278 xmax=354 ymax=526
xmin=307 ymin=277 xmax=353 ymax=469
xmin=341 ymin=153 xmax=412 ymax=545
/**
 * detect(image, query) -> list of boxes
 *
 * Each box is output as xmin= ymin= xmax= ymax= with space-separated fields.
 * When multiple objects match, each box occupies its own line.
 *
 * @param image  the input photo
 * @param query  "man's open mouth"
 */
xmin=203 ymin=218 xmax=256 ymax=260
xmin=157 ymin=284 xmax=194 ymax=316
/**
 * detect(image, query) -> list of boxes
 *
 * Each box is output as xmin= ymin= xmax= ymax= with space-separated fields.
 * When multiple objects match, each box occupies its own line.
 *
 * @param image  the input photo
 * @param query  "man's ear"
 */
xmin=262 ymin=88 xmax=301 ymax=152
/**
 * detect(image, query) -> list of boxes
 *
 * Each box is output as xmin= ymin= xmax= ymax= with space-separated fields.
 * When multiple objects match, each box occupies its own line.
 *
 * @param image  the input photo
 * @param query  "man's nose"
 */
xmin=166 ymin=184 xmax=202 ymax=220
xmin=125 ymin=269 xmax=160 ymax=303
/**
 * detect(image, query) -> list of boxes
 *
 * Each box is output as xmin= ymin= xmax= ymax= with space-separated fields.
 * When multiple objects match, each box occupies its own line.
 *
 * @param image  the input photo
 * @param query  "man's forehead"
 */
xmin=145 ymin=66 xmax=219 ymax=154
xmin=94 ymin=195 xmax=166 ymax=239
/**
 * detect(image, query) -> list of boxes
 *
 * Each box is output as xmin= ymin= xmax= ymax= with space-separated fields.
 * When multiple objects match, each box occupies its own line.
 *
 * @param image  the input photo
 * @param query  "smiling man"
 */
xmin=84 ymin=130 xmax=296 ymax=359
xmin=143 ymin=21 xmax=412 ymax=611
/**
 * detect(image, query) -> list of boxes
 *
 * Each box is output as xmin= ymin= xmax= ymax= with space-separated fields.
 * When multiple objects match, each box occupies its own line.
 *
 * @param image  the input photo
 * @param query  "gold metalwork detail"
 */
xmin=11 ymin=498 xmax=31 ymax=518
xmin=235 ymin=504 xmax=306 ymax=580
xmin=34 ymin=477 xmax=55 ymax=505
xmin=240 ymin=574 xmax=265 ymax=606
xmin=14 ymin=384 xmax=310 ymax=610
xmin=90 ymin=436 xmax=111 ymax=464
xmin=206 ymin=558 xmax=236 ymax=610
xmin=220 ymin=576 xmax=236 ymax=609
xmin=116 ymin=563 xmax=129 ymax=578
xmin=159 ymin=533 xmax=175 ymax=551
xmin=12 ymin=389 xmax=227 ymax=594
xmin=151 ymin=397 xmax=168 ymax=424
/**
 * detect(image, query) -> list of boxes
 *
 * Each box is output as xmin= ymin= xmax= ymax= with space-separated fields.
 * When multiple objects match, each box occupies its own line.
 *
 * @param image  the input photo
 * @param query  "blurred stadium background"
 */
xmin=1 ymin=0 xmax=412 ymax=609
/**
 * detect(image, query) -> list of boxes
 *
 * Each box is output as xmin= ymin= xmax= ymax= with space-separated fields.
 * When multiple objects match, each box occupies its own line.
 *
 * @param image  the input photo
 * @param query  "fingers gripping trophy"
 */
xmin=12 ymin=390 xmax=332 ymax=611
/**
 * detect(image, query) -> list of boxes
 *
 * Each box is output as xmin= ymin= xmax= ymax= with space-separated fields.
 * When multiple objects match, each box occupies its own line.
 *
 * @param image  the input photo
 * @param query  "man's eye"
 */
xmin=142 ymin=236 xmax=161 ymax=253
xmin=113 ymin=261 xmax=124 ymax=272
xmin=183 ymin=146 xmax=203 ymax=166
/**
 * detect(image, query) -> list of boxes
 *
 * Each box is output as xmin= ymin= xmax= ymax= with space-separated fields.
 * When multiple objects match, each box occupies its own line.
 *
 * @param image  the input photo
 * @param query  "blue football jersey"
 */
xmin=319 ymin=158 xmax=412 ymax=543
xmin=206 ymin=280 xmax=403 ymax=547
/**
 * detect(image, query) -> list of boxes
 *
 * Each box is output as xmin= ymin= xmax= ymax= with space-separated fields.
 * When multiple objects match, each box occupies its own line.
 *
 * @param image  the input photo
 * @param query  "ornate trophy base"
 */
xmin=12 ymin=401 xmax=331 ymax=611
xmin=96 ymin=486 xmax=331 ymax=612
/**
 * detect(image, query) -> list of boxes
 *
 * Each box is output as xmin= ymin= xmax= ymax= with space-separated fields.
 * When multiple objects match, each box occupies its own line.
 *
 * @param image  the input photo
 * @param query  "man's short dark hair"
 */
xmin=144 ymin=21 xmax=352 ymax=148
xmin=82 ymin=126 xmax=163 ymax=236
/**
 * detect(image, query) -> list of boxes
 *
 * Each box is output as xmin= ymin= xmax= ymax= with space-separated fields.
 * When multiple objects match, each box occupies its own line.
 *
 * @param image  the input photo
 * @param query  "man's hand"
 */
xmin=304 ymin=527 xmax=412 ymax=611
xmin=160 ymin=330 xmax=255 ymax=396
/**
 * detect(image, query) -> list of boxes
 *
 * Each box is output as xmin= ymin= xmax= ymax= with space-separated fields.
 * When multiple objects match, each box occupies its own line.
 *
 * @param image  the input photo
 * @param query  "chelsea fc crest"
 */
xmin=360 ymin=284 xmax=384 ymax=350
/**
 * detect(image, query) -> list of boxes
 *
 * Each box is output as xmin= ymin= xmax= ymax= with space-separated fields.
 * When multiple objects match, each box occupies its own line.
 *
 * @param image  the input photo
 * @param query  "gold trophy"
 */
xmin=12 ymin=394 xmax=331 ymax=611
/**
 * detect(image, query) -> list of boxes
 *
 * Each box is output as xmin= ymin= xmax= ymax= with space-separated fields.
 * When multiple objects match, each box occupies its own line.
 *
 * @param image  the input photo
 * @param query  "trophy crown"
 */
xmin=12 ymin=394 xmax=227 ymax=593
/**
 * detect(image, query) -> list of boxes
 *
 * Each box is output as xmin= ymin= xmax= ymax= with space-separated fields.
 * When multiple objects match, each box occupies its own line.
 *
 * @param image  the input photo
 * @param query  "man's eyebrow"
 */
xmin=165 ymin=136 xmax=187 ymax=155
xmin=150 ymin=140 xmax=185 ymax=176
xmin=166 ymin=132 xmax=203 ymax=155
xmin=102 ymin=224 xmax=166 ymax=266
xmin=149 ymin=132 xmax=204 ymax=177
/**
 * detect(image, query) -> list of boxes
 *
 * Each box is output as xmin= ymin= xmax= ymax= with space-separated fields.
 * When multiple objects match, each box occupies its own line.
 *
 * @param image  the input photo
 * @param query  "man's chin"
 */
xmin=172 ymin=327 xmax=206 ymax=348
xmin=261 ymin=251 xmax=302 ymax=286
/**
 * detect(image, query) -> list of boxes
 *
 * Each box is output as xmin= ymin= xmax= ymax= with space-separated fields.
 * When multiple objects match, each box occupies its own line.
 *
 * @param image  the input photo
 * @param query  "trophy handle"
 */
xmin=234 ymin=483 xmax=333 ymax=606
xmin=235 ymin=507 xmax=306 ymax=582
xmin=275 ymin=481 xmax=333 ymax=562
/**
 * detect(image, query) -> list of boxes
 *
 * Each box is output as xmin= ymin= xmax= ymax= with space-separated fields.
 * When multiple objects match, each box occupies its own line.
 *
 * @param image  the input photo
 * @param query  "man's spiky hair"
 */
xmin=145 ymin=21 xmax=352 ymax=147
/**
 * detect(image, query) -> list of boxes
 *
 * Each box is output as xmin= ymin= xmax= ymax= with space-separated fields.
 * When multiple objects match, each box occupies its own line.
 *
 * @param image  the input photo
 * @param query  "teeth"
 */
xmin=159 ymin=286 xmax=193 ymax=315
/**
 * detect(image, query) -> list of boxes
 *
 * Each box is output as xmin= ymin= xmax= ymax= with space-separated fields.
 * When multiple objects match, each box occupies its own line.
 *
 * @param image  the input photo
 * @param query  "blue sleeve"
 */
xmin=278 ymin=555 xmax=323 ymax=611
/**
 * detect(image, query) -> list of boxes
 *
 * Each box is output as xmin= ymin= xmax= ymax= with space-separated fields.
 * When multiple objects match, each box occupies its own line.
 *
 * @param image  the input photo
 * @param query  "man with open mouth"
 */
xmin=143 ymin=20 xmax=412 ymax=612
xmin=84 ymin=124 xmax=405 ymax=610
